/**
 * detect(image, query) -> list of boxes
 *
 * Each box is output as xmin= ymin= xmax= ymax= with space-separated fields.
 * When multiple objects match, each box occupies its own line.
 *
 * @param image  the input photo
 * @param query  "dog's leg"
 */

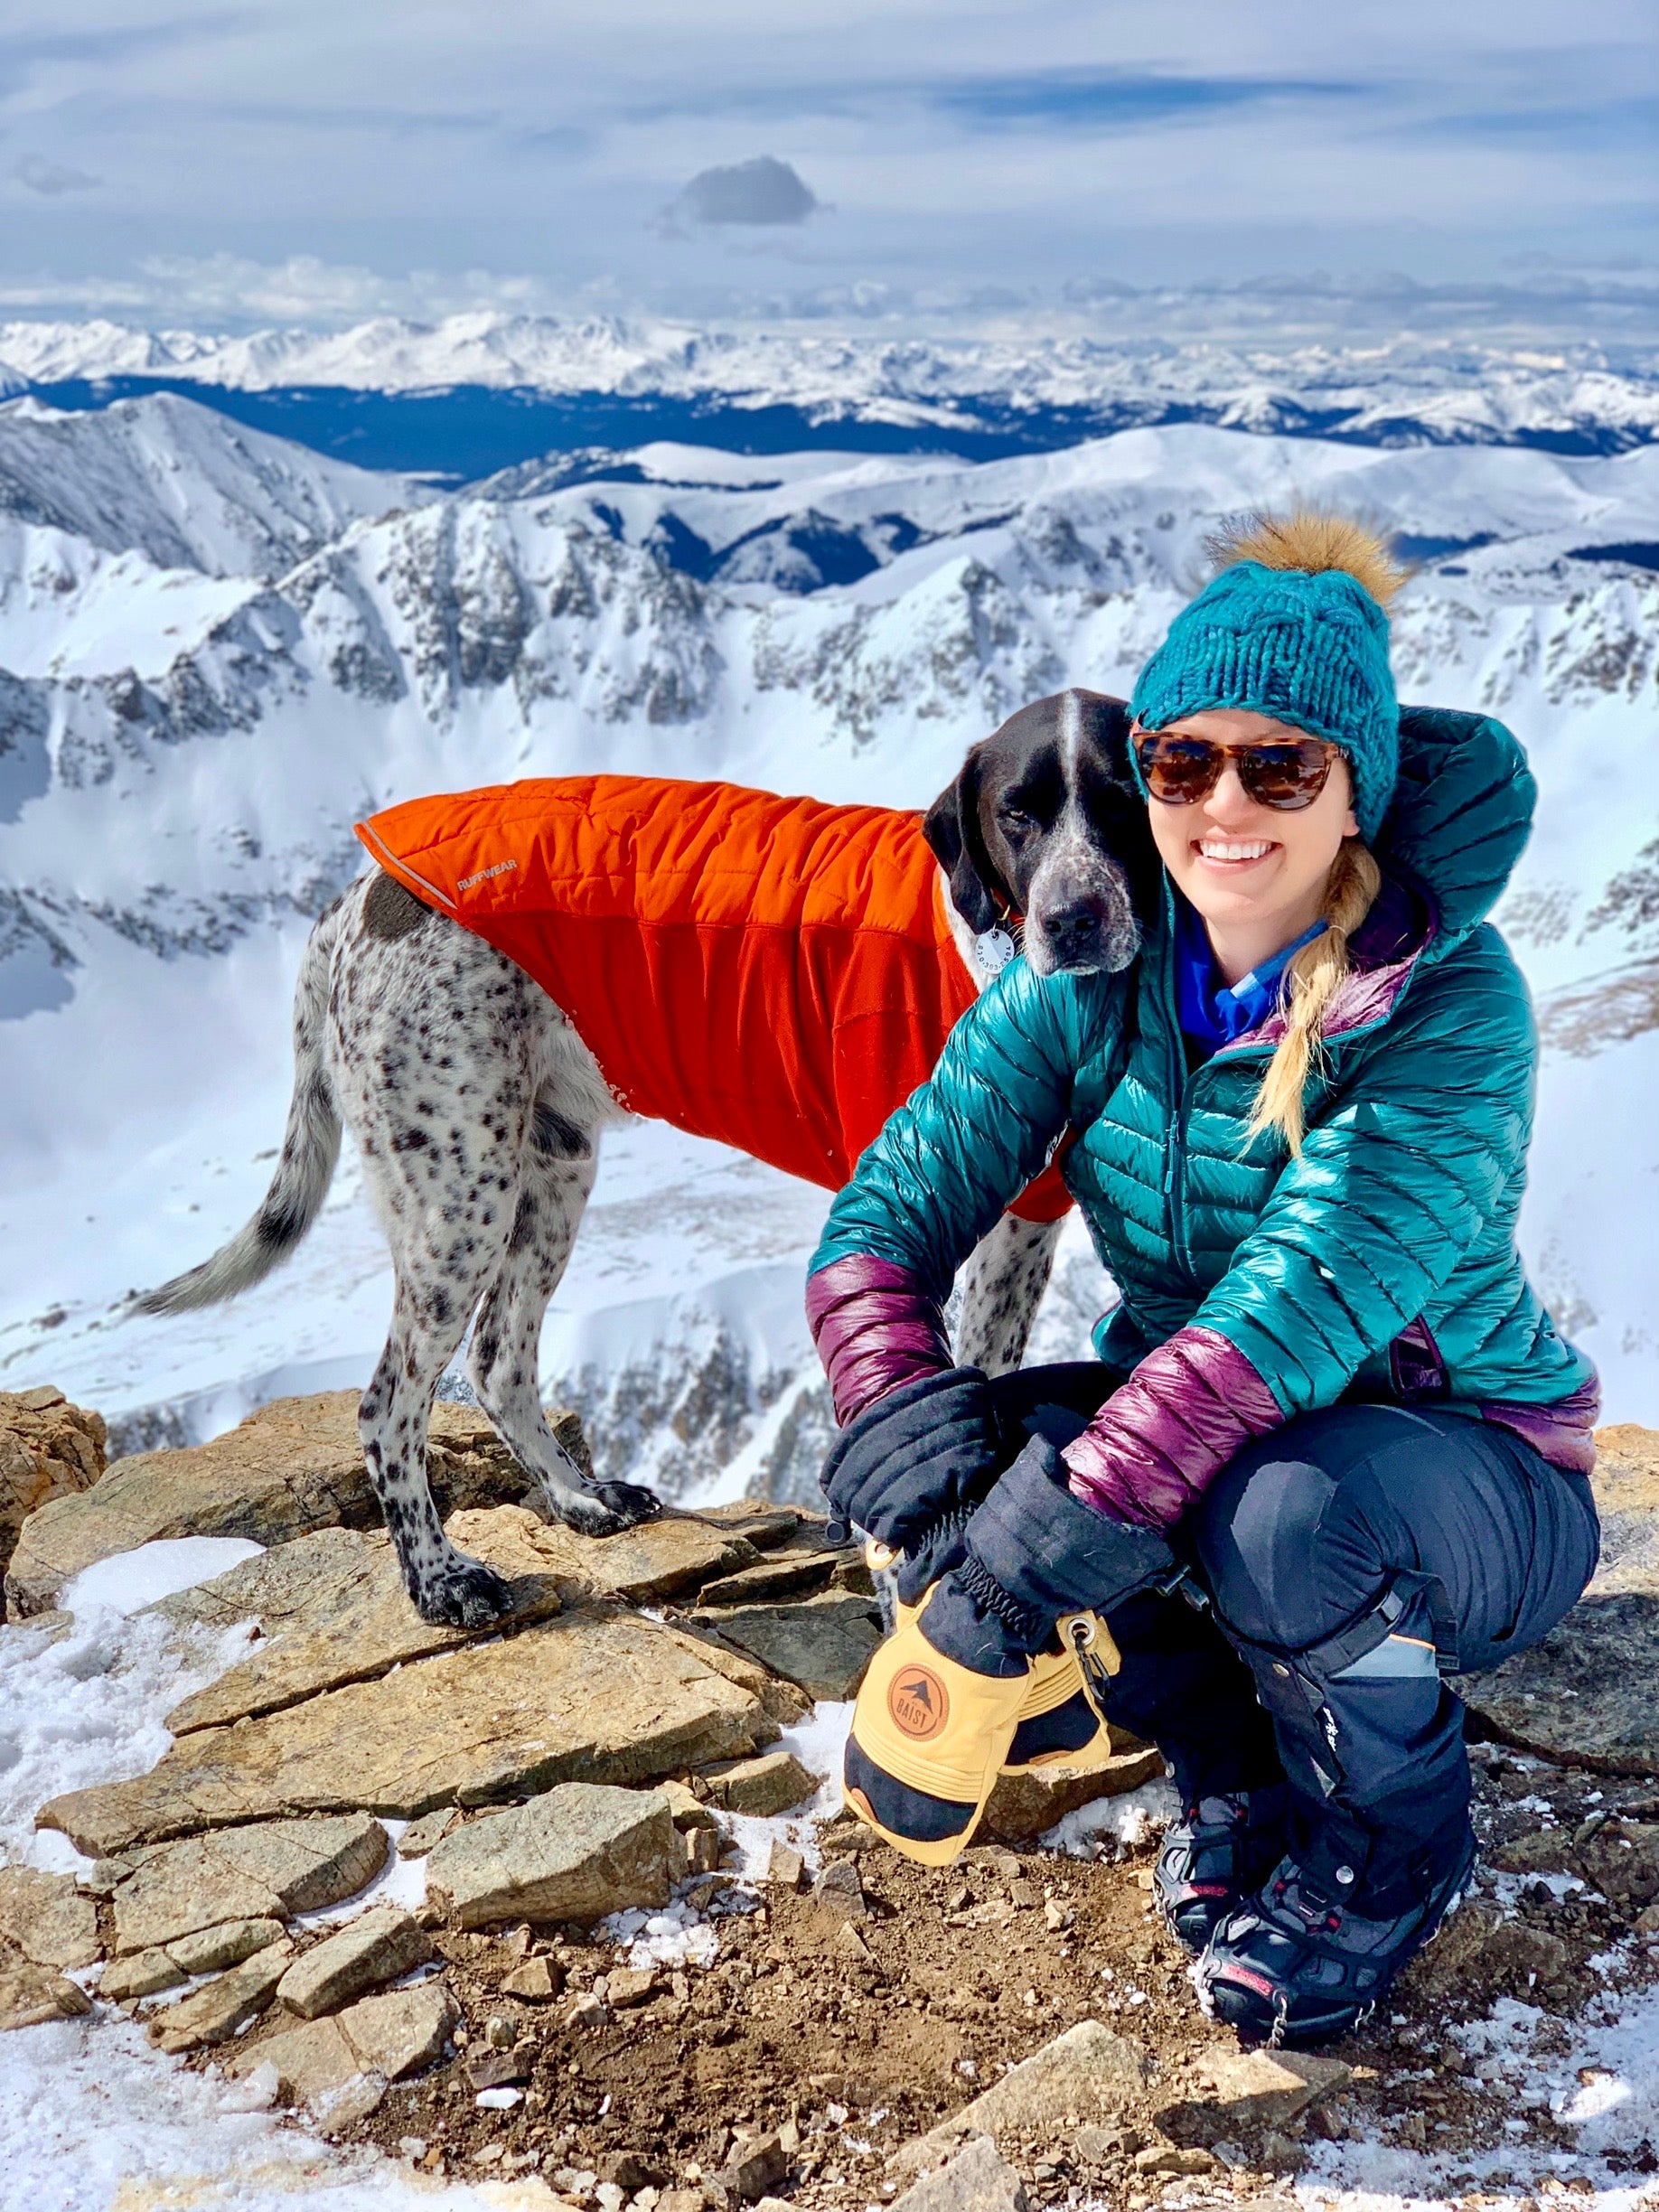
xmin=954 ymin=1213 xmax=1065 ymax=1374
xmin=332 ymin=881 xmax=549 ymax=1624
xmin=360 ymin=1263 xmax=514 ymax=1626
xmin=466 ymin=1110 xmax=661 ymax=1535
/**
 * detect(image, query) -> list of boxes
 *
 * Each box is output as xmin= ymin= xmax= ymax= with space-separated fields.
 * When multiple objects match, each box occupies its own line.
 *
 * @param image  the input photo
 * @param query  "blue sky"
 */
xmin=0 ymin=1 xmax=1652 ymax=331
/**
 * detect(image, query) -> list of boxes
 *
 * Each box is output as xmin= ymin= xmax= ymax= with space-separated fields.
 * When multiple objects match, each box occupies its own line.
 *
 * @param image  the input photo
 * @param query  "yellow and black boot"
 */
xmin=844 ymin=1438 xmax=1178 ymax=1867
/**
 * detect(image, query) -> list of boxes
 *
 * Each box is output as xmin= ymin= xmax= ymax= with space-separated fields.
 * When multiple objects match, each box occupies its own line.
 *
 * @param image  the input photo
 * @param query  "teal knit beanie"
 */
xmin=1129 ymin=524 xmax=1402 ymax=840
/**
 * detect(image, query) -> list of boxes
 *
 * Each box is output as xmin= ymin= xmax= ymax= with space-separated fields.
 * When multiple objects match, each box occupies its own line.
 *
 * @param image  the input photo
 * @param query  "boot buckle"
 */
xmin=1058 ymin=1612 xmax=1120 ymax=1720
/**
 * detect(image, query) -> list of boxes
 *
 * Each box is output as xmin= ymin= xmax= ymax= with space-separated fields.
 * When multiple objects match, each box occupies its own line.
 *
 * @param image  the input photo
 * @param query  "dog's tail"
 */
xmin=136 ymin=905 xmax=345 ymax=1316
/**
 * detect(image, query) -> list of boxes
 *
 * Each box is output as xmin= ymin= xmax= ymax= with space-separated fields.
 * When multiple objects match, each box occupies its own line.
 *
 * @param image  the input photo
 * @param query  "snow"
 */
xmin=0 ymin=2010 xmax=549 ymax=2211
xmin=1041 ymin=1777 xmax=1181 ymax=1861
xmin=0 ymin=1600 xmax=253 ymax=1874
xmin=61 ymin=1537 xmax=266 ymax=1619
xmin=0 ymin=390 xmax=431 ymax=578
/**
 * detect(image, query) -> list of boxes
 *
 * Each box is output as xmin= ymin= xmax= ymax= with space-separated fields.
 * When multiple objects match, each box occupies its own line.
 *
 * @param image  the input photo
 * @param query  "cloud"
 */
xmin=13 ymin=155 xmax=100 ymax=196
xmin=663 ymin=155 xmax=820 ymax=233
xmin=0 ymin=252 xmax=561 ymax=326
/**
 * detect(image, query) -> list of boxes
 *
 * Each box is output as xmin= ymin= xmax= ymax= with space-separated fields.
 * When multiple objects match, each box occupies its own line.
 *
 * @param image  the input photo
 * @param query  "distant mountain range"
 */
xmin=0 ymin=350 xmax=1653 ymax=1486
xmin=1 ymin=314 xmax=1656 ymax=481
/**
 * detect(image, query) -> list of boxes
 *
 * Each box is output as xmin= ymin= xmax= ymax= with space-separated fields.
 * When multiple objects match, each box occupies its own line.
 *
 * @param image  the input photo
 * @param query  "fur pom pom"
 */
xmin=1208 ymin=511 xmax=1408 ymax=611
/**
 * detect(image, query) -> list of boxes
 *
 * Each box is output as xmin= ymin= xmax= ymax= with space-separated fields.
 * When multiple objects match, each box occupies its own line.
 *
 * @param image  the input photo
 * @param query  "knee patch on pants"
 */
xmin=1219 ymin=1570 xmax=1458 ymax=1803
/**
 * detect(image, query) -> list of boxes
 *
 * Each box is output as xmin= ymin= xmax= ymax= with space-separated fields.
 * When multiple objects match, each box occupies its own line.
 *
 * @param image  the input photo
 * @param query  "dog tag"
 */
xmin=974 ymin=926 xmax=1017 ymax=976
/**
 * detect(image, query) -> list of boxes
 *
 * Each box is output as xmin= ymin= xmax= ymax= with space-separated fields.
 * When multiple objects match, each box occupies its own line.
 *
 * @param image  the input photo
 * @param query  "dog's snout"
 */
xmin=1045 ymin=900 xmax=1107 ymax=963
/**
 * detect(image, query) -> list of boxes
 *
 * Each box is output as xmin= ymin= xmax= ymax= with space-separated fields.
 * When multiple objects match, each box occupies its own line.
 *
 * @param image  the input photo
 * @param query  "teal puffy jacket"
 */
xmin=809 ymin=708 xmax=1598 ymax=1527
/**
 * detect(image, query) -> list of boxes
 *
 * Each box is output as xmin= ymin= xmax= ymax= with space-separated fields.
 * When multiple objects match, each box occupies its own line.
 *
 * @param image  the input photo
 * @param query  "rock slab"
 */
xmin=276 ymin=1904 xmax=433 ymax=2019
xmin=891 ymin=2021 xmax=1148 ymax=2176
xmin=41 ymin=1614 xmax=768 ymax=1856
xmin=426 ymin=1783 xmax=676 ymax=1928
xmin=979 ymin=1743 xmax=1166 ymax=1844
xmin=893 ymin=2137 xmax=1029 ymax=2212
xmin=699 ymin=1750 xmax=820 ymax=1817
xmin=690 ymin=1589 xmax=883 ymax=1701
xmin=0 ymin=1866 xmax=99 ymax=1970
xmin=108 ymin=1814 xmax=389 ymax=1954
xmin=161 ymin=1516 xmax=562 ymax=1735
xmin=5 ymin=1392 xmax=534 ymax=1617
xmin=465 ymin=1507 xmax=761 ymax=1606
xmin=1157 ymin=2048 xmax=1353 ymax=2143
xmin=0 ymin=1386 xmax=104 ymax=1584
xmin=236 ymin=1980 xmax=458 ymax=2113
xmin=0 ymin=1943 xmax=94 ymax=2031
xmin=149 ymin=1939 xmax=293 ymax=2053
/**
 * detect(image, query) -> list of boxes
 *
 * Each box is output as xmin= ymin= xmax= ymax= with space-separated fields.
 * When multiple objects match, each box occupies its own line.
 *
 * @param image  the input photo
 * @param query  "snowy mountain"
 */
xmin=0 ymin=392 xmax=431 ymax=578
xmin=0 ymin=386 xmax=1654 ymax=1495
xmin=2 ymin=314 xmax=1656 ymax=473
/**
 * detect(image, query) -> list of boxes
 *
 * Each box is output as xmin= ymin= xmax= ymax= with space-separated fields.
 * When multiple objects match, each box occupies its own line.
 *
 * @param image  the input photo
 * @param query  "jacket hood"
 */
xmin=1376 ymin=707 xmax=1535 ymax=962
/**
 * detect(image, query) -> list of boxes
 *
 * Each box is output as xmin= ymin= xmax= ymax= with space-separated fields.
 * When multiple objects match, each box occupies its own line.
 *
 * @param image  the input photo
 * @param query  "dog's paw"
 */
xmin=411 ymin=1553 xmax=514 ymax=1627
xmin=557 ymin=1479 xmax=662 ymax=1537
xmin=594 ymin=1477 xmax=662 ymax=1527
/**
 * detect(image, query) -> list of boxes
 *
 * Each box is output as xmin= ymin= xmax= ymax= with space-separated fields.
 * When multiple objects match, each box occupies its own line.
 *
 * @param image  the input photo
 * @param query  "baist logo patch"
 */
xmin=888 ymin=1663 xmax=949 ymax=1740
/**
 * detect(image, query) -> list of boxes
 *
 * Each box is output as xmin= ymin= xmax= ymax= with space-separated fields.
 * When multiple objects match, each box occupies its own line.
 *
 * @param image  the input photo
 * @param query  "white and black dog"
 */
xmin=140 ymin=689 xmax=1152 ymax=1625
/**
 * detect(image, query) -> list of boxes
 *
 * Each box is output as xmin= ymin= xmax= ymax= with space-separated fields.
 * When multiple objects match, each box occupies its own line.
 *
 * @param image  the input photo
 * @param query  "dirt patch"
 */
xmin=298 ymin=1745 xmax=1659 ymax=2201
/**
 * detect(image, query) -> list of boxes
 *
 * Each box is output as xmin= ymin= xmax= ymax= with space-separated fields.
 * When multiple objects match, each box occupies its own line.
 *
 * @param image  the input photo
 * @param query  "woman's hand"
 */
xmin=819 ymin=1365 xmax=1006 ymax=1560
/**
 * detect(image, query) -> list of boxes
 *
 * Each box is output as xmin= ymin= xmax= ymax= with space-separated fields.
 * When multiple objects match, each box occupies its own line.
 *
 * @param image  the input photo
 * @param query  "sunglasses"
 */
xmin=1135 ymin=727 xmax=1340 ymax=811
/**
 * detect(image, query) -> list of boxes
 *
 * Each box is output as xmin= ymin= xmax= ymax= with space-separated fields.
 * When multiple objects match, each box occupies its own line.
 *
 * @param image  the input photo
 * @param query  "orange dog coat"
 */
xmin=356 ymin=775 xmax=1070 ymax=1224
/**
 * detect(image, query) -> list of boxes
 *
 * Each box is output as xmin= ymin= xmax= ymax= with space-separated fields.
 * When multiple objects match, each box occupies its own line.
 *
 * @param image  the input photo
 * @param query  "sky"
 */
xmin=0 ymin=0 xmax=1654 ymax=333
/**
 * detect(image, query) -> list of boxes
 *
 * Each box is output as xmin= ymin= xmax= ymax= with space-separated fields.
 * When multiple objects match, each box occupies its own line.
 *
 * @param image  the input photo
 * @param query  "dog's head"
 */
xmin=924 ymin=688 xmax=1156 ymax=978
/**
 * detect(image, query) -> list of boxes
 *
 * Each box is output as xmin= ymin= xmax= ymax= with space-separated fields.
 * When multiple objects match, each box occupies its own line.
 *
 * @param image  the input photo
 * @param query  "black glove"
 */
xmin=819 ymin=1366 xmax=1006 ymax=1561
xmin=922 ymin=1434 xmax=1181 ymax=1670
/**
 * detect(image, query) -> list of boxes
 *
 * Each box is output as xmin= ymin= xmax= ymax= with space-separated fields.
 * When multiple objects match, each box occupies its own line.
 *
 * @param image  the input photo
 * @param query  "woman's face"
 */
xmin=1143 ymin=707 xmax=1359 ymax=948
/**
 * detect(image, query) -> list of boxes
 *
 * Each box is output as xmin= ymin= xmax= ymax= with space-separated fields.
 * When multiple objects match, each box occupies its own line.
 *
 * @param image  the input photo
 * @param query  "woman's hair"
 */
xmin=1247 ymin=838 xmax=1382 ymax=1156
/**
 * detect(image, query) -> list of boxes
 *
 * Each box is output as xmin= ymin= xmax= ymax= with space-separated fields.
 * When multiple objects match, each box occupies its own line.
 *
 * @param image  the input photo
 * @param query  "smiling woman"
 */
xmin=805 ymin=506 xmax=1602 ymax=2054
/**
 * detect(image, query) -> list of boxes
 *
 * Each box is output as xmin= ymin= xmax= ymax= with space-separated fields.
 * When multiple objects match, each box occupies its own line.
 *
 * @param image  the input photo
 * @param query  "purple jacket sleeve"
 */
xmin=1060 ymin=1326 xmax=1284 ymax=1529
xmin=806 ymin=1254 xmax=953 ymax=1428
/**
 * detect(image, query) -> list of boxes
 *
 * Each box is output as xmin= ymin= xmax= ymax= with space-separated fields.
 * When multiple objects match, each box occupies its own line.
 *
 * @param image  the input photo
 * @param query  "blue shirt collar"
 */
xmin=1174 ymin=895 xmax=1327 ymax=1055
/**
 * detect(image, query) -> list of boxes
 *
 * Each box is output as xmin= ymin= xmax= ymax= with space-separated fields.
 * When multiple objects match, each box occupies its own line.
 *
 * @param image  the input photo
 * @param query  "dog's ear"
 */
xmin=923 ymin=745 xmax=1002 ymax=933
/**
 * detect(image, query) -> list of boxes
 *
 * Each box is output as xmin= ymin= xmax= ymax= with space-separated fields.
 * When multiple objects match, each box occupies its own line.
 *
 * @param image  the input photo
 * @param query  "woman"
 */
xmin=805 ymin=514 xmax=1599 ymax=2049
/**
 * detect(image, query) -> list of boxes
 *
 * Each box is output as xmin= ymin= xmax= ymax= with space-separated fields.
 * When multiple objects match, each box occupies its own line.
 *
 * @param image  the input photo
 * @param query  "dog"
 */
xmin=139 ymin=688 xmax=1152 ymax=1626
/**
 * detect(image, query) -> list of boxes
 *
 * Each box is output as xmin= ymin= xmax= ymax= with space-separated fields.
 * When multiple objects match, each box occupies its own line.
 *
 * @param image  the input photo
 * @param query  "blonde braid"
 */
xmin=1246 ymin=840 xmax=1382 ymax=1156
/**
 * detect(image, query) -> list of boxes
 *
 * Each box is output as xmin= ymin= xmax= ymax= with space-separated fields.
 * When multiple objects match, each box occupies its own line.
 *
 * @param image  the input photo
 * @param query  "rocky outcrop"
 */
xmin=41 ymin=1607 xmax=772 ymax=1855
xmin=108 ymin=1814 xmax=390 ymax=1954
xmin=1462 ymin=1424 xmax=1659 ymax=1773
xmin=0 ymin=1385 xmax=104 ymax=1579
xmin=5 ymin=1392 xmax=548 ymax=1617
xmin=424 ymin=1784 xmax=678 ymax=1929
xmin=158 ymin=1519 xmax=563 ymax=1734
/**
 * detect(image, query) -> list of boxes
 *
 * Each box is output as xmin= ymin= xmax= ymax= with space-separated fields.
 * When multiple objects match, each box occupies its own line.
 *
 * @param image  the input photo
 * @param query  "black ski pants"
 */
xmin=989 ymin=1367 xmax=1600 ymax=1915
